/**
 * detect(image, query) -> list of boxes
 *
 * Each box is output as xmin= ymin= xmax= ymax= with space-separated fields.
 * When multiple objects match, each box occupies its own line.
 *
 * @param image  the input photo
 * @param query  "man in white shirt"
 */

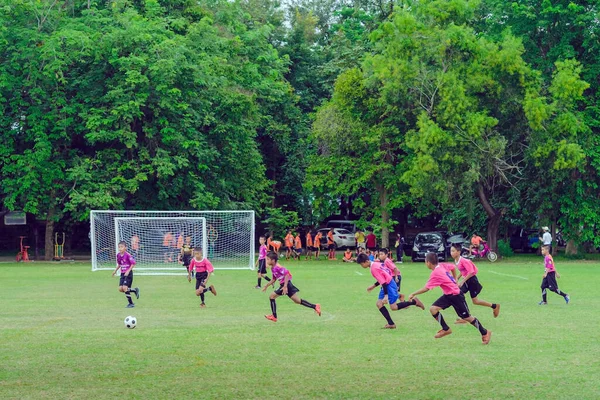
xmin=540 ymin=227 xmax=552 ymax=254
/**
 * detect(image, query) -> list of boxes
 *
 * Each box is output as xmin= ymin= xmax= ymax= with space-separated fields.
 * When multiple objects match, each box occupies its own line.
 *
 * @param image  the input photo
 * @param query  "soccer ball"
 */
xmin=124 ymin=316 xmax=137 ymax=329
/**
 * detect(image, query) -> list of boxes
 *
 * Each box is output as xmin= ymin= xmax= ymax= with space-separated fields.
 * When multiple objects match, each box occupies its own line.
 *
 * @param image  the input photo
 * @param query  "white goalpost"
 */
xmin=91 ymin=210 xmax=255 ymax=274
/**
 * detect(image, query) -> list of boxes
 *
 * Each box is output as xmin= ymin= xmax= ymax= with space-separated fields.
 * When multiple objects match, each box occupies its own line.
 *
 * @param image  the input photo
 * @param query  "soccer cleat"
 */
xmin=315 ymin=304 xmax=322 ymax=316
xmin=538 ymin=301 xmax=547 ymax=305
xmin=126 ymin=303 xmax=135 ymax=308
xmin=209 ymin=285 xmax=217 ymax=296
xmin=454 ymin=318 xmax=468 ymax=324
xmin=383 ymin=324 xmax=397 ymax=329
xmin=254 ymin=285 xmax=261 ymax=289
xmin=135 ymin=287 xmax=140 ymax=299
xmin=265 ymin=314 xmax=277 ymax=322
xmin=434 ymin=329 xmax=452 ymax=339
xmin=200 ymin=303 xmax=206 ymax=308
xmin=482 ymin=330 xmax=492 ymax=345
xmin=413 ymin=297 xmax=425 ymax=310
xmin=493 ymin=304 xmax=500 ymax=318
xmin=565 ymin=295 xmax=570 ymax=304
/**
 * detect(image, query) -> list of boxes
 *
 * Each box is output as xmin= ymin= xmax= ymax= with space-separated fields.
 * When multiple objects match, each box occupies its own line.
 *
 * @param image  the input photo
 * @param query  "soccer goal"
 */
xmin=91 ymin=210 xmax=255 ymax=274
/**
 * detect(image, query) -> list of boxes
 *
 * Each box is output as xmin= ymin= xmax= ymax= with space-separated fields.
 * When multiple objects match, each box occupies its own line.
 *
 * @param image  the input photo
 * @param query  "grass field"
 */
xmin=1 ymin=256 xmax=599 ymax=399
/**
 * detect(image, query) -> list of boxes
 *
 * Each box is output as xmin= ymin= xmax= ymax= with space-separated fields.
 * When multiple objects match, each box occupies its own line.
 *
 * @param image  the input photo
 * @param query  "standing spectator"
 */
xmin=540 ymin=227 xmax=552 ymax=254
xmin=395 ymin=234 xmax=405 ymax=264
xmin=355 ymin=229 xmax=366 ymax=251
xmin=366 ymin=229 xmax=377 ymax=252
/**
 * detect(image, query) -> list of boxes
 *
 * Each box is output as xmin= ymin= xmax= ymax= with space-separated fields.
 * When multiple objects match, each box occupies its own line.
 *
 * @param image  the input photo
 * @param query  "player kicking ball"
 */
xmin=356 ymin=254 xmax=424 ymax=329
xmin=262 ymin=252 xmax=321 ymax=322
xmin=187 ymin=249 xmax=217 ymax=308
xmin=408 ymin=252 xmax=492 ymax=344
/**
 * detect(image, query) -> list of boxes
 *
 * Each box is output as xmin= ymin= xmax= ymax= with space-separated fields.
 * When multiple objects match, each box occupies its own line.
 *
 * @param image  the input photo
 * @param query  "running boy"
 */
xmin=408 ymin=252 xmax=492 ymax=344
xmin=112 ymin=241 xmax=140 ymax=308
xmin=187 ymin=249 xmax=217 ymax=308
xmin=179 ymin=236 xmax=193 ymax=276
xmin=539 ymin=245 xmax=570 ymax=305
xmin=255 ymin=236 xmax=271 ymax=289
xmin=378 ymin=248 xmax=403 ymax=300
xmin=356 ymin=253 xmax=424 ymax=329
xmin=262 ymin=252 xmax=321 ymax=322
xmin=449 ymin=244 xmax=500 ymax=322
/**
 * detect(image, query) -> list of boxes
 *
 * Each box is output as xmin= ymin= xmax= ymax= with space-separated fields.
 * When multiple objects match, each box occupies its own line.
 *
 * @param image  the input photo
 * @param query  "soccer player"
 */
xmin=111 ymin=241 xmax=140 ymax=308
xmin=262 ymin=252 xmax=321 ymax=322
xmin=179 ymin=236 xmax=193 ymax=275
xmin=539 ymin=245 xmax=570 ymax=305
xmin=305 ymin=231 xmax=314 ymax=260
xmin=284 ymin=230 xmax=294 ymax=260
xmin=342 ymin=249 xmax=354 ymax=263
xmin=408 ymin=252 xmax=492 ymax=344
xmin=267 ymin=236 xmax=282 ymax=254
xmin=356 ymin=253 xmax=424 ymax=329
xmin=254 ymin=236 xmax=271 ymax=289
xmin=327 ymin=228 xmax=336 ymax=260
xmin=449 ymin=244 xmax=500 ymax=322
xmin=378 ymin=248 xmax=403 ymax=300
xmin=187 ymin=249 xmax=217 ymax=308
xmin=293 ymin=233 xmax=303 ymax=260
xmin=314 ymin=231 xmax=323 ymax=260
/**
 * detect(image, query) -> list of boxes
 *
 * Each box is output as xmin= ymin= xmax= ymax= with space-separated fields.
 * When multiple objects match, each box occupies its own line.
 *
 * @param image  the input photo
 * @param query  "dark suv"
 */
xmin=411 ymin=232 xmax=448 ymax=262
xmin=509 ymin=228 xmax=539 ymax=253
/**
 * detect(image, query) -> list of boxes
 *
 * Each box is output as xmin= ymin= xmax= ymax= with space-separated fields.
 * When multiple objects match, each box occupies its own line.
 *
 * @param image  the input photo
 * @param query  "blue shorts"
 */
xmin=378 ymin=279 xmax=399 ymax=304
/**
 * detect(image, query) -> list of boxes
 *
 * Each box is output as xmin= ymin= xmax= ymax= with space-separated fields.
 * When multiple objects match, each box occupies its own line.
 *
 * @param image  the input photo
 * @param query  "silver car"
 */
xmin=317 ymin=228 xmax=356 ymax=250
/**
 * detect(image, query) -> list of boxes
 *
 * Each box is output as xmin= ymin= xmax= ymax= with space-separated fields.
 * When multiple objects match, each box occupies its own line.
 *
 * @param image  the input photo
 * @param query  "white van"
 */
xmin=326 ymin=220 xmax=358 ymax=233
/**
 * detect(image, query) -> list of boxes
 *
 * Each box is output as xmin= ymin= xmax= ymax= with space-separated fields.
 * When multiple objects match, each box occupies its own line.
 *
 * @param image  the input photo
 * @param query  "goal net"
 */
xmin=91 ymin=211 xmax=255 ymax=274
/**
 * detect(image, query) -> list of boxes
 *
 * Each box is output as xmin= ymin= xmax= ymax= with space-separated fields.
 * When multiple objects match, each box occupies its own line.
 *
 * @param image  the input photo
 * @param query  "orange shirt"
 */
xmin=306 ymin=233 xmax=313 ymax=247
xmin=327 ymin=231 xmax=334 ymax=245
xmin=285 ymin=234 xmax=294 ymax=247
xmin=163 ymin=233 xmax=174 ymax=247
xmin=176 ymin=234 xmax=184 ymax=249
xmin=294 ymin=236 xmax=302 ymax=248
xmin=471 ymin=236 xmax=482 ymax=246
xmin=343 ymin=251 xmax=352 ymax=260
xmin=314 ymin=233 xmax=322 ymax=247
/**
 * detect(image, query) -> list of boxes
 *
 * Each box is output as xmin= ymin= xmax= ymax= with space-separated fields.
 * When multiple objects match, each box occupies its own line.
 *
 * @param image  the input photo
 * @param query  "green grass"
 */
xmin=1 ymin=256 xmax=598 ymax=399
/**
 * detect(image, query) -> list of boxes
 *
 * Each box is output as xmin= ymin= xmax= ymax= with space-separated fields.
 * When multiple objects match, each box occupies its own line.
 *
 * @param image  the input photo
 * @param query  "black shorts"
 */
xmin=119 ymin=273 xmax=133 ymax=288
xmin=195 ymin=272 xmax=209 ymax=289
xmin=258 ymin=258 xmax=267 ymax=274
xmin=432 ymin=293 xmax=471 ymax=319
xmin=460 ymin=275 xmax=483 ymax=299
xmin=182 ymin=254 xmax=192 ymax=267
xmin=328 ymin=244 xmax=335 ymax=250
xmin=274 ymin=281 xmax=300 ymax=298
xmin=286 ymin=246 xmax=293 ymax=251
xmin=541 ymin=272 xmax=559 ymax=291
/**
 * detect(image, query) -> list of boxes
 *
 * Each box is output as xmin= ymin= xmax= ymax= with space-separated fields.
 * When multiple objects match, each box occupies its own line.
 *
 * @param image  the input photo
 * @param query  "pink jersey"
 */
xmin=189 ymin=258 xmax=214 ymax=273
xmin=455 ymin=256 xmax=478 ymax=277
xmin=272 ymin=264 xmax=292 ymax=284
xmin=384 ymin=257 xmax=400 ymax=276
xmin=370 ymin=262 xmax=392 ymax=285
xmin=544 ymin=255 xmax=556 ymax=272
xmin=439 ymin=262 xmax=455 ymax=272
xmin=426 ymin=265 xmax=461 ymax=295
xmin=117 ymin=252 xmax=136 ymax=274
xmin=259 ymin=244 xmax=268 ymax=260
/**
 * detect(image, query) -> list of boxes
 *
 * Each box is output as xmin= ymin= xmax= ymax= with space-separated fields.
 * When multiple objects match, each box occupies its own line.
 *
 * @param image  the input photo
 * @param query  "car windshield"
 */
xmin=415 ymin=234 xmax=442 ymax=244
xmin=337 ymin=229 xmax=351 ymax=234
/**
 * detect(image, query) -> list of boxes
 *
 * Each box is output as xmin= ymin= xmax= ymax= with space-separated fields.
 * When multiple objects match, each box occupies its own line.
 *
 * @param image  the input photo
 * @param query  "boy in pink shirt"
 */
xmin=112 ymin=241 xmax=140 ymax=308
xmin=187 ymin=249 xmax=217 ymax=308
xmin=449 ymin=244 xmax=500 ymax=323
xmin=409 ymin=252 xmax=492 ymax=344
xmin=254 ymin=236 xmax=272 ymax=289
xmin=357 ymin=254 xmax=424 ymax=329
xmin=262 ymin=252 xmax=321 ymax=322
xmin=539 ymin=245 xmax=570 ymax=305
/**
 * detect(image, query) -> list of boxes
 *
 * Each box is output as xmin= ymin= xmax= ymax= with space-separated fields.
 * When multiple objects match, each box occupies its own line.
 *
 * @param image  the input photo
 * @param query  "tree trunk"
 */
xmin=379 ymin=184 xmax=390 ymax=248
xmin=551 ymin=220 xmax=557 ymax=256
xmin=44 ymin=207 xmax=55 ymax=261
xmin=34 ymin=224 xmax=39 ymax=260
xmin=477 ymin=184 xmax=501 ymax=252
xmin=565 ymin=239 xmax=578 ymax=255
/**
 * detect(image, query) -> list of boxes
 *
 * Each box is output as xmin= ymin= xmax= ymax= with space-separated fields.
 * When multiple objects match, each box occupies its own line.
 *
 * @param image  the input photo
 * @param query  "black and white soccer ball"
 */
xmin=124 ymin=315 xmax=137 ymax=329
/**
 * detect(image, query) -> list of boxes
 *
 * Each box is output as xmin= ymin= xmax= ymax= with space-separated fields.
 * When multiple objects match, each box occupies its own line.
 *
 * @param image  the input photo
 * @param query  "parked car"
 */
xmin=412 ymin=231 xmax=448 ymax=262
xmin=509 ymin=228 xmax=539 ymax=253
xmin=326 ymin=220 xmax=358 ymax=233
xmin=317 ymin=228 xmax=355 ymax=250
